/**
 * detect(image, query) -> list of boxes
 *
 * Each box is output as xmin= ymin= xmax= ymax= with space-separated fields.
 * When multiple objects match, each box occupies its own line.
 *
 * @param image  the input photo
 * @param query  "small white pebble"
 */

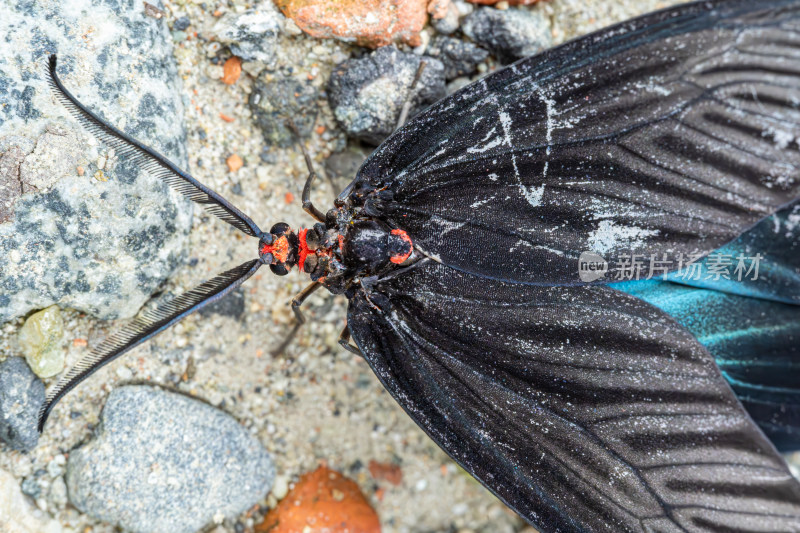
xmin=116 ymin=366 xmax=133 ymax=380
xmin=271 ymin=475 xmax=289 ymax=500
xmin=206 ymin=42 xmax=222 ymax=57
xmin=283 ymin=18 xmax=303 ymax=36
xmin=413 ymin=30 xmax=431 ymax=55
xmin=454 ymin=0 xmax=474 ymax=16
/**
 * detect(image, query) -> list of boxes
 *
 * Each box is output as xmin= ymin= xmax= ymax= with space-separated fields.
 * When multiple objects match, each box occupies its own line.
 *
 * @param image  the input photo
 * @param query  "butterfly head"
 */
xmin=259 ymin=223 xmax=298 ymax=276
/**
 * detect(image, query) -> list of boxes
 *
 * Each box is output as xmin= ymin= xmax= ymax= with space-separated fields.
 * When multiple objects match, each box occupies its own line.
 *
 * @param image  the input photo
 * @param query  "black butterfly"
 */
xmin=41 ymin=1 xmax=800 ymax=531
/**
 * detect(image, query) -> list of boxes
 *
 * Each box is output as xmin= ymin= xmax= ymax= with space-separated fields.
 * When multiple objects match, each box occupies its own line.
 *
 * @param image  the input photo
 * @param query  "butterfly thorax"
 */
xmin=258 ymin=207 xmax=413 ymax=294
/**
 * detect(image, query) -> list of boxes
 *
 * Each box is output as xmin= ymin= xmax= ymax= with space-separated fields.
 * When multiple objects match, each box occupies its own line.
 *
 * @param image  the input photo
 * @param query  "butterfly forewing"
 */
xmin=347 ymin=261 xmax=800 ymax=532
xmin=353 ymin=0 xmax=800 ymax=285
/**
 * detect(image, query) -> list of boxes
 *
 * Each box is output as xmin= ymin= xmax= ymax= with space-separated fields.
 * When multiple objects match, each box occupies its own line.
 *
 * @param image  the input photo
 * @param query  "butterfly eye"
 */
xmin=270 ymin=262 xmax=289 ymax=276
xmin=270 ymin=222 xmax=290 ymax=235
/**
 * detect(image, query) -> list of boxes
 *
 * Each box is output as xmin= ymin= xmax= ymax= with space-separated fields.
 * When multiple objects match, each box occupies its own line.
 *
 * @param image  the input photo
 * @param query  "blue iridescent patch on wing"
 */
xmin=664 ymin=200 xmax=800 ymax=304
xmin=614 ymin=279 xmax=800 ymax=451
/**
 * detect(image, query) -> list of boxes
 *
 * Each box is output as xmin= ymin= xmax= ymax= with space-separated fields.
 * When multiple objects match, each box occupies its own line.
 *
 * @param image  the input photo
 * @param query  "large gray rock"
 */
xmin=0 ymin=357 xmax=44 ymax=451
xmin=0 ymin=0 xmax=192 ymax=324
xmin=462 ymin=7 xmax=552 ymax=63
xmin=327 ymin=46 xmax=446 ymax=145
xmin=66 ymin=386 xmax=274 ymax=533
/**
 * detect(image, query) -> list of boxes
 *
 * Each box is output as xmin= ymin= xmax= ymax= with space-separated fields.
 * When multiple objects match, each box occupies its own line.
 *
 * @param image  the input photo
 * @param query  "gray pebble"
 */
xmin=173 ymin=16 xmax=191 ymax=31
xmin=249 ymin=75 xmax=317 ymax=147
xmin=462 ymin=7 xmax=552 ymax=63
xmin=427 ymin=36 xmax=489 ymax=81
xmin=0 ymin=357 xmax=44 ymax=452
xmin=67 ymin=386 xmax=274 ymax=533
xmin=213 ymin=2 xmax=283 ymax=65
xmin=327 ymin=46 xmax=446 ymax=145
xmin=20 ymin=476 xmax=42 ymax=499
xmin=432 ymin=1 xmax=461 ymax=35
xmin=48 ymin=476 xmax=68 ymax=510
xmin=324 ymin=145 xmax=369 ymax=195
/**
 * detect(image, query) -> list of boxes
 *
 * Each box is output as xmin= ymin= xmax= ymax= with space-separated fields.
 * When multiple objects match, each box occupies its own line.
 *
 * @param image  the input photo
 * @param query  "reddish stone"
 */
xmin=468 ymin=0 xmax=541 ymax=5
xmin=226 ymin=154 xmax=243 ymax=172
xmin=222 ymin=56 xmax=242 ymax=85
xmin=367 ymin=461 xmax=403 ymax=486
xmin=256 ymin=466 xmax=381 ymax=533
xmin=427 ymin=0 xmax=450 ymax=19
xmin=274 ymin=0 xmax=427 ymax=48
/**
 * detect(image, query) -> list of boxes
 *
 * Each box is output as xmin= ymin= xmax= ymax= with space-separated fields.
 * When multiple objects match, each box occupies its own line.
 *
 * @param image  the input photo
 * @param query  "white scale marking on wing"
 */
xmin=497 ymin=105 xmax=546 ymax=209
xmin=430 ymin=215 xmax=468 ymax=236
xmin=467 ymin=126 xmax=502 ymax=154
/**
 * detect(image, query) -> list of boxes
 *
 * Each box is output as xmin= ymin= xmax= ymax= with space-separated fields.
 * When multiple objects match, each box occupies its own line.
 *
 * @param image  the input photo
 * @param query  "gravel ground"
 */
xmin=2 ymin=1 xmax=798 ymax=532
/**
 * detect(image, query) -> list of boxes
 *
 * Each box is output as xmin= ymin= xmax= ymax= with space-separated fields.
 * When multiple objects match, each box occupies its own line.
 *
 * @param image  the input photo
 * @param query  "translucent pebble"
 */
xmin=18 ymin=305 xmax=65 ymax=378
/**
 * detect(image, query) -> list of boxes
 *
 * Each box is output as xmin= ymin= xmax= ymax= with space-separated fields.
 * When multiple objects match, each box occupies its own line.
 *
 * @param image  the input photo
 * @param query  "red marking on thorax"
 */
xmin=297 ymin=228 xmax=310 ymax=272
xmin=260 ymin=235 xmax=290 ymax=263
xmin=390 ymin=229 xmax=413 ymax=264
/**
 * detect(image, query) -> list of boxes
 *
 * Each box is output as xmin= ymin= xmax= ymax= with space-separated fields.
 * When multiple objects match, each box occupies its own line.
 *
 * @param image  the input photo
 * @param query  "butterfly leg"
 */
xmin=338 ymin=325 xmax=362 ymax=356
xmin=286 ymin=118 xmax=326 ymax=223
xmin=394 ymin=61 xmax=427 ymax=131
xmin=271 ymin=281 xmax=323 ymax=355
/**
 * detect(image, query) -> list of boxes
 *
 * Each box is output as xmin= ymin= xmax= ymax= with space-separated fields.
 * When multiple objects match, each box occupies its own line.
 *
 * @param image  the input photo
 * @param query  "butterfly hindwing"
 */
xmin=348 ymin=260 xmax=800 ymax=532
xmin=663 ymin=199 xmax=800 ymax=304
xmin=616 ymin=279 xmax=800 ymax=452
xmin=352 ymin=0 xmax=800 ymax=285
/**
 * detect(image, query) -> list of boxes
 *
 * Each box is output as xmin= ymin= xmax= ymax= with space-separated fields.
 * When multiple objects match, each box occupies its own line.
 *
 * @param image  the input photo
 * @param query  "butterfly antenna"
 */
xmin=46 ymin=54 xmax=264 ymax=238
xmin=395 ymin=60 xmax=427 ymax=131
xmin=37 ymin=259 xmax=263 ymax=432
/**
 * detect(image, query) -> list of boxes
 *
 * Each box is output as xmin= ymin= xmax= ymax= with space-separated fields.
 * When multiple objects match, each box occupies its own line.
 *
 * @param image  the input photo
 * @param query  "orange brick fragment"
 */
xmin=222 ymin=56 xmax=242 ymax=85
xmin=256 ymin=466 xmax=380 ymax=533
xmin=227 ymin=154 xmax=243 ymax=172
xmin=368 ymin=460 xmax=403 ymax=486
xmin=468 ymin=0 xmax=540 ymax=4
xmin=275 ymin=0 xmax=426 ymax=48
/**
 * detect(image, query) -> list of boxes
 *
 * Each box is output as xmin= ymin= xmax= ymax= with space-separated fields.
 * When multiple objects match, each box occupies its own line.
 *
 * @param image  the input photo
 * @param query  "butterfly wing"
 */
xmin=662 ymin=199 xmax=800 ymax=304
xmin=616 ymin=279 xmax=800 ymax=452
xmin=348 ymin=261 xmax=800 ymax=532
xmin=352 ymin=0 xmax=800 ymax=285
